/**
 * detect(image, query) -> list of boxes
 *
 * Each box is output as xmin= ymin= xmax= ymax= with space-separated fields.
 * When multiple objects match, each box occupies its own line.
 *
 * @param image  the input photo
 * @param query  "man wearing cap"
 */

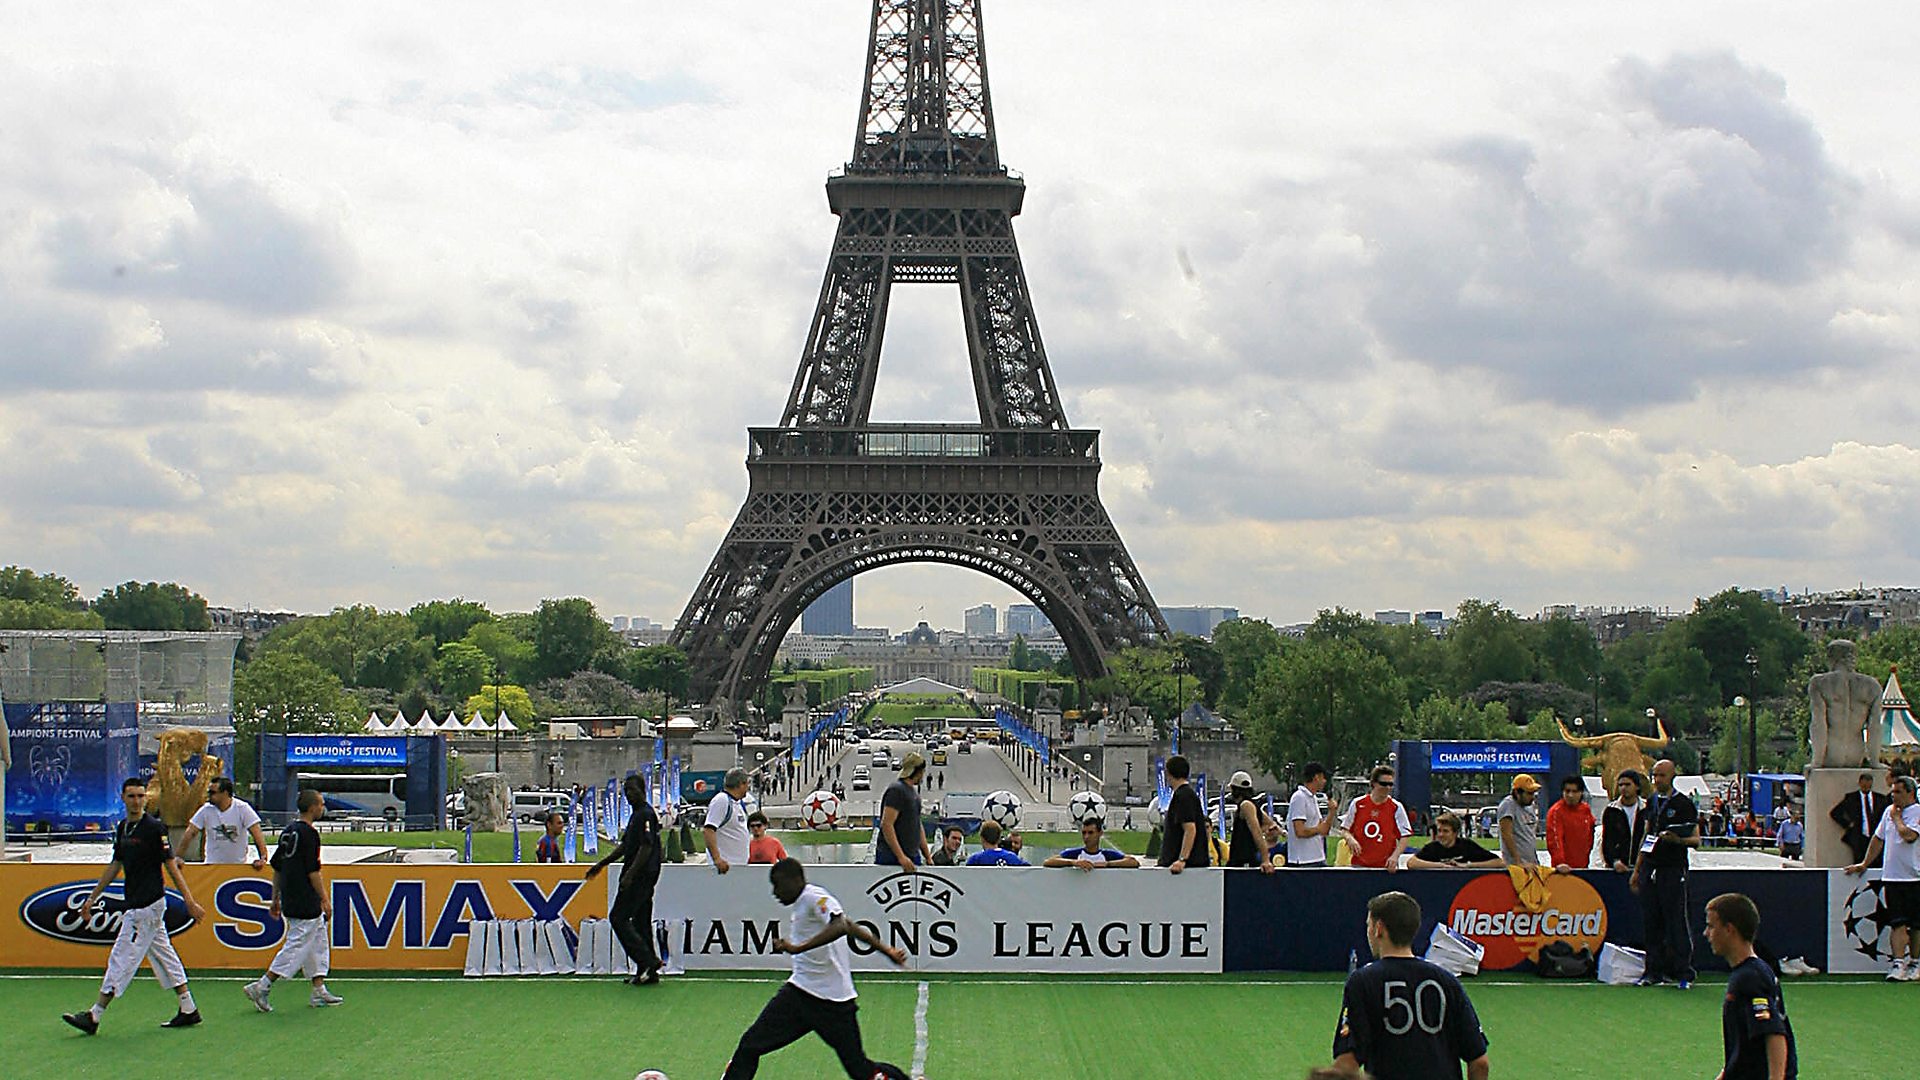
xmin=1631 ymin=758 xmax=1700 ymax=988
xmin=1286 ymin=762 xmax=1340 ymax=868
xmin=1496 ymin=774 xmax=1545 ymax=867
xmin=1223 ymin=771 xmax=1279 ymax=873
xmin=1337 ymin=765 xmax=1412 ymax=870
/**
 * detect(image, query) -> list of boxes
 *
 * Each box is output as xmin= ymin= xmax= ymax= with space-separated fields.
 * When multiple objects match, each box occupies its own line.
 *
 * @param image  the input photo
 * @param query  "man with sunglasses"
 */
xmin=1338 ymin=766 xmax=1412 ymax=870
xmin=182 ymin=776 xmax=271 ymax=870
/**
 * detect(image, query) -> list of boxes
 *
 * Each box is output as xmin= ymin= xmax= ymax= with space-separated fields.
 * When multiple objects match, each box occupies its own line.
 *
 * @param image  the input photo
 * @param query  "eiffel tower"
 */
xmin=673 ymin=0 xmax=1167 ymax=711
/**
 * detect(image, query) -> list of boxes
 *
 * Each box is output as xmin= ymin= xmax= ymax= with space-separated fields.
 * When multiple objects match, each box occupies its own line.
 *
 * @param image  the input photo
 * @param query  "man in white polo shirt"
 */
xmin=1287 ymin=762 xmax=1340 ymax=867
xmin=703 ymin=769 xmax=753 ymax=874
xmin=182 ymin=777 xmax=271 ymax=870
xmin=1847 ymin=774 xmax=1920 ymax=980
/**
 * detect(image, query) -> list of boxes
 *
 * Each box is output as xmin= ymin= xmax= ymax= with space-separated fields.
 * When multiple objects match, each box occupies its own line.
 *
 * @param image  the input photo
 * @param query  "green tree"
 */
xmin=1402 ymin=695 xmax=1509 ymax=742
xmin=1860 ymin=624 xmax=1920 ymax=683
xmin=1305 ymin=607 xmax=1390 ymax=654
xmin=1380 ymin=624 xmax=1449 ymax=710
xmin=1243 ymin=637 xmax=1406 ymax=778
xmin=232 ymin=651 xmax=353 ymax=784
xmin=622 ymin=645 xmax=689 ymax=701
xmin=1212 ymin=617 xmax=1285 ymax=715
xmin=0 ymin=599 xmax=104 ymax=629
xmin=1705 ymin=704 xmax=1807 ymax=774
xmin=433 ymin=640 xmax=495 ymax=701
xmin=1445 ymin=600 xmax=1536 ymax=694
xmin=535 ymin=670 xmax=651 ymax=720
xmin=463 ymin=617 xmax=536 ymax=686
xmin=261 ymin=606 xmax=433 ymax=692
xmin=465 ymin=684 xmax=537 ymax=728
xmin=1532 ymin=615 xmax=1601 ymax=691
xmin=1171 ymin=634 xmax=1226 ymax=708
xmin=1685 ymin=588 xmax=1812 ymax=702
xmin=531 ymin=598 xmax=620 ymax=681
xmin=0 ymin=566 xmax=87 ymax=608
xmin=94 ymin=580 xmax=212 ymax=631
xmin=407 ymin=598 xmax=495 ymax=647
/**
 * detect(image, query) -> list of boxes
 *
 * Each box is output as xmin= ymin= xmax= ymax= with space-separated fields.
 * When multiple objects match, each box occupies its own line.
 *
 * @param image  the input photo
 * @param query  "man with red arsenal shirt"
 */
xmin=1338 ymin=765 xmax=1413 ymax=870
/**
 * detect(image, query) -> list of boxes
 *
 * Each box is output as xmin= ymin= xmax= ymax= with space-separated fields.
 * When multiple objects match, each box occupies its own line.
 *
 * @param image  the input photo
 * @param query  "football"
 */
xmin=801 ymin=789 xmax=841 ymax=830
xmin=1066 ymin=789 xmax=1107 ymax=827
xmin=982 ymin=789 xmax=1021 ymax=828
xmin=636 ymin=1071 xmax=670 ymax=1080
xmin=739 ymin=792 xmax=761 ymax=818
xmin=1146 ymin=796 xmax=1165 ymax=828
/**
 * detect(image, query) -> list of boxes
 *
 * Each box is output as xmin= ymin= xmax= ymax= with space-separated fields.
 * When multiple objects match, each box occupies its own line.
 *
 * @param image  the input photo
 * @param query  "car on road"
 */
xmin=931 ymin=749 xmax=948 ymax=766
xmin=957 ymin=739 xmax=973 ymax=754
xmin=852 ymin=775 xmax=871 ymax=791
xmin=871 ymin=752 xmax=889 ymax=768
xmin=889 ymin=755 xmax=902 ymax=769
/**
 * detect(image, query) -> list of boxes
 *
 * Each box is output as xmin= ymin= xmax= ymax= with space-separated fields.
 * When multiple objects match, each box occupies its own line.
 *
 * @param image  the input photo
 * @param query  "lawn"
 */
xmin=2 ymin=971 xmax=1906 ymax=1078
xmin=861 ymin=694 xmax=981 ymax=728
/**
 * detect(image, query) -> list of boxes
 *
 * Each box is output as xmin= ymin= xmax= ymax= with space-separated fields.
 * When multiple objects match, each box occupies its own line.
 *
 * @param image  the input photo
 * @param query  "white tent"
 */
xmin=444 ymin=707 xmax=463 ymax=731
xmin=493 ymin=710 xmax=517 ymax=732
xmin=364 ymin=711 xmax=387 ymax=733
xmin=413 ymin=713 xmax=441 ymax=734
xmin=1885 ymin=670 xmax=1919 ymax=747
xmin=466 ymin=710 xmax=490 ymax=733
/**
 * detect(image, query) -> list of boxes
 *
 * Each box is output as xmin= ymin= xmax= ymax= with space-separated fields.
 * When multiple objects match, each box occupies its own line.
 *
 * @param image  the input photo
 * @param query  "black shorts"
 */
xmin=1886 ymin=880 xmax=1920 ymax=929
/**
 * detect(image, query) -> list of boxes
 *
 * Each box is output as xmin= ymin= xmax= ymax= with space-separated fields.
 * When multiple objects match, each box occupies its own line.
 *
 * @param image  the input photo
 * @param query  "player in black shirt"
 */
xmin=1333 ymin=891 xmax=1491 ymax=1080
xmin=1705 ymin=893 xmax=1797 ymax=1080
xmin=63 ymin=776 xmax=208 ymax=1035
xmin=587 ymin=773 xmax=664 ymax=984
xmin=244 ymin=789 xmax=342 ymax=1011
xmin=1157 ymin=755 xmax=1212 ymax=871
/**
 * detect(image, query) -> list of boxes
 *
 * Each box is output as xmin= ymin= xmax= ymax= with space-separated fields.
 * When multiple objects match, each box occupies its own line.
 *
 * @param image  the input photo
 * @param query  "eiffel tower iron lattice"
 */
xmin=672 ymin=0 xmax=1168 ymax=712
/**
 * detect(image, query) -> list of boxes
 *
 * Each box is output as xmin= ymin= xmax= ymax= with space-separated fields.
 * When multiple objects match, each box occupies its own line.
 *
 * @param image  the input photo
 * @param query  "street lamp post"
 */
xmin=1171 ymin=657 xmax=1191 ymax=726
xmin=1744 ymin=651 xmax=1759 ymax=776
xmin=492 ymin=681 xmax=502 ymax=772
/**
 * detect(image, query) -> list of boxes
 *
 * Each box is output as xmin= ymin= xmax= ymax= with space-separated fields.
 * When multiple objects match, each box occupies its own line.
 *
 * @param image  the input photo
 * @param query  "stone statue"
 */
xmin=463 ymin=771 xmax=512 ymax=831
xmin=784 ymin=684 xmax=810 ymax=712
xmin=1036 ymin=685 xmax=1062 ymax=712
xmin=1555 ymin=717 xmax=1669 ymax=793
xmin=1123 ymin=706 xmax=1151 ymax=736
xmin=1809 ymin=639 xmax=1883 ymax=768
xmin=150 ymin=727 xmax=222 ymax=846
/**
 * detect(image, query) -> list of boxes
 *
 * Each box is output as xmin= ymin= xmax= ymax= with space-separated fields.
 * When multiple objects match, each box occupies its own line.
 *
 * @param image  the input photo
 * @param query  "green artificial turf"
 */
xmin=2 ymin=971 xmax=1909 ymax=1079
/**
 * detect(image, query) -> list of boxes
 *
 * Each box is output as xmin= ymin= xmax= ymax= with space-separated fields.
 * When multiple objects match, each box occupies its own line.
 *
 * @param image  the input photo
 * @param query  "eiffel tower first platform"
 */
xmin=672 ymin=0 xmax=1168 ymax=711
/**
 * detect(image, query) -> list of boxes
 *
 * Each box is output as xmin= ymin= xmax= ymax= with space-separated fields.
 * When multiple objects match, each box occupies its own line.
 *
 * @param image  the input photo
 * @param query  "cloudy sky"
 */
xmin=4 ymin=1 xmax=1918 ymax=634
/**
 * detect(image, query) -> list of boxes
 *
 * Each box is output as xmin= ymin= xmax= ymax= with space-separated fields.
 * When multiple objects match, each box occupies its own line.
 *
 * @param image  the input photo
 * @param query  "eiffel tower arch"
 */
xmin=673 ymin=0 xmax=1168 ymax=710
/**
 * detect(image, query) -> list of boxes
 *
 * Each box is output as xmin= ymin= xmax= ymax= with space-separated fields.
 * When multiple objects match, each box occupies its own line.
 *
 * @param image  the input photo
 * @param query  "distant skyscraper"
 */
xmin=1160 ymin=606 xmax=1240 ymax=638
xmin=1005 ymin=603 xmax=1053 ymax=638
xmin=801 ymin=579 xmax=856 ymax=636
xmin=1373 ymin=610 xmax=1411 ymax=626
xmin=963 ymin=604 xmax=997 ymax=637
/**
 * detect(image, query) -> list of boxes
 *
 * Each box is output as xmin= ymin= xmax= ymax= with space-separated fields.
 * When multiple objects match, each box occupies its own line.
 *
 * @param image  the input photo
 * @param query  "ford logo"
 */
xmin=20 ymin=883 xmax=198 ymax=946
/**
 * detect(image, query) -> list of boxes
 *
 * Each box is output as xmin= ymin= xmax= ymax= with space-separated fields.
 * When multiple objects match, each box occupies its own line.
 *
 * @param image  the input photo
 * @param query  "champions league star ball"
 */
xmin=635 ymin=1071 xmax=670 ymax=1080
xmin=1146 ymin=797 xmax=1165 ymax=828
xmin=801 ymin=790 xmax=842 ymax=830
xmin=1067 ymin=790 xmax=1107 ymax=826
xmin=983 ymin=789 xmax=1022 ymax=828
xmin=740 ymin=792 xmax=761 ymax=817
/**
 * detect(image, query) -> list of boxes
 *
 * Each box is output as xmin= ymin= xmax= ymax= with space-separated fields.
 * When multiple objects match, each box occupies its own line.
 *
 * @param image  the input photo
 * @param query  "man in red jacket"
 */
xmin=1545 ymin=776 xmax=1596 ymax=870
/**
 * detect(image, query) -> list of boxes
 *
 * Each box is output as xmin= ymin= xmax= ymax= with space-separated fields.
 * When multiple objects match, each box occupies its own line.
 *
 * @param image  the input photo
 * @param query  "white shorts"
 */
xmin=101 ymin=898 xmax=187 ymax=997
xmin=268 ymin=915 xmax=331 ymax=980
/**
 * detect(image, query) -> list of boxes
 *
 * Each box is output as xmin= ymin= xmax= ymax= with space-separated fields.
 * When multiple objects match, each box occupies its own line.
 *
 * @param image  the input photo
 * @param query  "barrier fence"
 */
xmin=0 ymin=862 xmax=1897 ymax=976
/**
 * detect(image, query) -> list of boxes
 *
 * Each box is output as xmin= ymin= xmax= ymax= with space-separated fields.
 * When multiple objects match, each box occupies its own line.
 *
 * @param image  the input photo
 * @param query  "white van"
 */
xmin=510 ymin=789 xmax=574 ymax=824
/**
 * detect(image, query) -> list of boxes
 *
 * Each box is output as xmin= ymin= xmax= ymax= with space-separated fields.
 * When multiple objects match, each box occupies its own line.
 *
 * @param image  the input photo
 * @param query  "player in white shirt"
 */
xmin=703 ymin=769 xmax=754 ymax=874
xmin=722 ymin=858 xmax=914 ymax=1080
xmin=181 ymin=777 xmax=271 ymax=869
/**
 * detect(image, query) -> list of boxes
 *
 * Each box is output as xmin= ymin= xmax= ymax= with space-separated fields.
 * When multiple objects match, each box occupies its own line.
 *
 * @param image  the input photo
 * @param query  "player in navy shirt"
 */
xmin=1333 ymin=891 xmax=1490 ymax=1080
xmin=1043 ymin=820 xmax=1139 ymax=869
xmin=1705 ymin=893 xmax=1797 ymax=1080
xmin=964 ymin=820 xmax=1027 ymax=866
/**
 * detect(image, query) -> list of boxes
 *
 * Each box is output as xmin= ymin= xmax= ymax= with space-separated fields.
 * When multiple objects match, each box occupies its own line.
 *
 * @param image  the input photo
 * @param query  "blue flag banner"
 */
xmin=1171 ymin=714 xmax=1181 ymax=756
xmin=463 ymin=824 xmax=473 ymax=864
xmin=564 ymin=794 xmax=579 ymax=863
xmin=991 ymin=707 xmax=1051 ymax=760
xmin=668 ymin=757 xmax=683 ymax=804
xmin=583 ymin=790 xmax=599 ymax=855
xmin=791 ymin=704 xmax=851 ymax=761
xmin=511 ymin=818 xmax=522 ymax=864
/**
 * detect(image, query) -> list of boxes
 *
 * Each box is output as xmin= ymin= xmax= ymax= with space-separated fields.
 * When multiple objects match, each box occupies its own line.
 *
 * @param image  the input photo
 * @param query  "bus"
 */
xmin=297 ymin=773 xmax=407 ymax=821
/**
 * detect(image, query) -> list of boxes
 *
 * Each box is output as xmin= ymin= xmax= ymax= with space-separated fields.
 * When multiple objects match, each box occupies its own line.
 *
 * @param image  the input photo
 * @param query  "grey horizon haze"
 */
xmin=1 ymin=2 xmax=1916 ymax=633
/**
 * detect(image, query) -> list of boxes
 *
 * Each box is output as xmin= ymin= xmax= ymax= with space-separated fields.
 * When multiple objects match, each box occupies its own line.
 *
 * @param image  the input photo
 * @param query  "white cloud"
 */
xmin=0 ymin=2 xmax=1916 ymax=635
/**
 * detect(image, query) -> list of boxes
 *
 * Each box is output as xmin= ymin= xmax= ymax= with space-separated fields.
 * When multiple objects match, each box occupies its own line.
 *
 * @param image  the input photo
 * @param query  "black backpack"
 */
xmin=1537 ymin=941 xmax=1596 ymax=979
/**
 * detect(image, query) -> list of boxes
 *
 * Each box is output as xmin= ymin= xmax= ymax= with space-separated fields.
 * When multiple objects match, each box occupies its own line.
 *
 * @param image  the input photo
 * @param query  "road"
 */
xmin=763 ymin=732 xmax=1087 ymax=830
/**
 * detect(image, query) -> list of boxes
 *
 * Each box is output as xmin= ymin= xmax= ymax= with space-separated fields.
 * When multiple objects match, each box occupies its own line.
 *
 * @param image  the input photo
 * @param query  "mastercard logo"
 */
xmin=1446 ymin=873 xmax=1607 ymax=970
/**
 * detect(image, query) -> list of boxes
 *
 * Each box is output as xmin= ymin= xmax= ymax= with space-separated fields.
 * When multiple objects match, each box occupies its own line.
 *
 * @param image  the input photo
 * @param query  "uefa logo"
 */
xmin=864 ymin=870 xmax=965 ymax=916
xmin=20 ymin=883 xmax=198 ymax=946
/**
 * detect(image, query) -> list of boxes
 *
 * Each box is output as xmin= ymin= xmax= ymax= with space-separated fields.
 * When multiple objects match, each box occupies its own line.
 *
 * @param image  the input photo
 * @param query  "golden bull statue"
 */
xmin=151 ymin=727 xmax=223 ymax=838
xmin=1555 ymin=718 xmax=1670 ymax=792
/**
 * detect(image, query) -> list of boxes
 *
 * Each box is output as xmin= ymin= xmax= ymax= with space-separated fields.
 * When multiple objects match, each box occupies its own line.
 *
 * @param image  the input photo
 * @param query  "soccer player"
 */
xmin=243 ymin=789 xmax=342 ymax=1011
xmin=722 ymin=858 xmax=912 ymax=1080
xmin=1338 ymin=765 xmax=1412 ymax=870
xmin=1844 ymin=773 xmax=1920 ymax=979
xmin=1332 ymin=891 xmax=1490 ymax=1080
xmin=964 ymin=820 xmax=1027 ymax=865
xmin=587 ymin=774 xmax=664 ymax=984
xmin=1704 ymin=893 xmax=1797 ymax=1080
xmin=181 ymin=776 xmax=271 ymax=869
xmin=1044 ymin=819 xmax=1139 ymax=870
xmin=62 ymin=776 xmax=209 ymax=1034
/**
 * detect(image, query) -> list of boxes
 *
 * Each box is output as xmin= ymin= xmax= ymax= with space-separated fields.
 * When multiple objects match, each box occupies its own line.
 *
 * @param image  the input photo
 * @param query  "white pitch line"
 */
xmin=911 ymin=980 xmax=930 ymax=1078
xmin=0 ymin=972 xmax=1875 ymax=987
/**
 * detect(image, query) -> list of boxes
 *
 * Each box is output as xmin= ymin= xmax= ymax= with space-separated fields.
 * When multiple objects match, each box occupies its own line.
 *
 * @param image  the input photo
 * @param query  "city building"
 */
xmin=801 ymin=579 xmax=855 ymax=636
xmin=1005 ymin=603 xmax=1054 ymax=638
xmin=1160 ymin=606 xmax=1240 ymax=639
xmin=963 ymin=603 xmax=997 ymax=638
xmin=1373 ymin=610 xmax=1411 ymax=626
